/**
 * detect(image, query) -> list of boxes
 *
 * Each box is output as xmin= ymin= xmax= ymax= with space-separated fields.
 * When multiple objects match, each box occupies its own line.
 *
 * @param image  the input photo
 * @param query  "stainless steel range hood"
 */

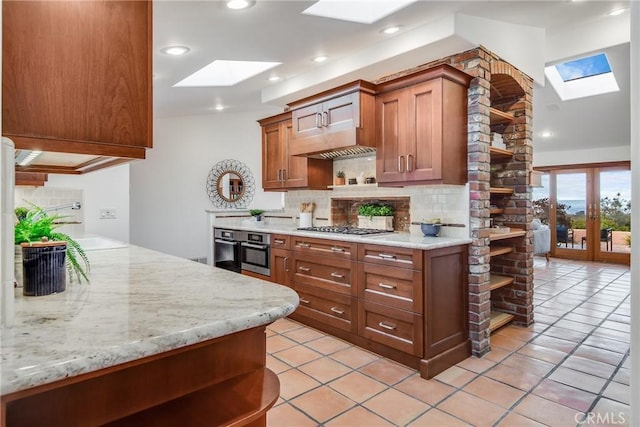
xmin=301 ymin=145 xmax=376 ymax=160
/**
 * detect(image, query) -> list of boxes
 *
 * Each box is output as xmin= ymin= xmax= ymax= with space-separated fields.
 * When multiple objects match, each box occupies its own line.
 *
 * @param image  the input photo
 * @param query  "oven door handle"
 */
xmin=241 ymin=242 xmax=269 ymax=250
xmin=215 ymin=239 xmax=239 ymax=245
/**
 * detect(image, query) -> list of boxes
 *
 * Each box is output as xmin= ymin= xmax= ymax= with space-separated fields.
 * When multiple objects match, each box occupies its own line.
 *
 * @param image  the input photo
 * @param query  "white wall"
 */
xmin=533 ymin=145 xmax=630 ymax=167
xmin=34 ymin=164 xmax=131 ymax=242
xmin=130 ymin=111 xmax=283 ymax=260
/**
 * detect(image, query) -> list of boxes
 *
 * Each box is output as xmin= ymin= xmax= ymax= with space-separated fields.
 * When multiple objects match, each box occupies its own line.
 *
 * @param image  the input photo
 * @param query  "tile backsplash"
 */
xmin=14 ymin=187 xmax=84 ymax=236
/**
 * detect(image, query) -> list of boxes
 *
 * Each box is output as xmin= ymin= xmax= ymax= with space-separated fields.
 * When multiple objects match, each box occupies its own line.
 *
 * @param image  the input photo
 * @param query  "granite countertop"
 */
xmin=215 ymin=222 xmax=472 ymax=250
xmin=1 ymin=243 xmax=299 ymax=396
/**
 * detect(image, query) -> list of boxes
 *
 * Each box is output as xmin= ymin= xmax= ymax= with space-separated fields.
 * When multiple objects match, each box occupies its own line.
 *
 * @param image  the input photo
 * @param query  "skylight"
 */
xmin=545 ymin=53 xmax=619 ymax=101
xmin=173 ymin=60 xmax=281 ymax=87
xmin=302 ymin=0 xmax=417 ymax=24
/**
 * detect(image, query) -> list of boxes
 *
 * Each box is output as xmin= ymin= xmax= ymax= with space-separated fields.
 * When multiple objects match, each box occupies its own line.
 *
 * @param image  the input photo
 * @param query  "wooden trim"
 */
xmin=489 ymin=311 xmax=514 ymax=332
xmin=287 ymin=80 xmax=377 ymax=110
xmin=15 ymin=172 xmax=48 ymax=186
xmin=489 ymin=229 xmax=526 ymax=241
xmin=535 ymin=161 xmax=630 ymax=171
xmin=376 ymin=64 xmax=473 ymax=93
xmin=489 ymin=108 xmax=514 ymax=126
xmin=489 ymin=147 xmax=513 ymax=159
xmin=489 ymin=246 xmax=513 ymax=257
xmin=489 ymin=187 xmax=514 ymax=195
xmin=10 ymin=135 xmax=147 ymax=159
xmin=79 ymin=158 xmax=133 ymax=174
xmin=489 ymin=273 xmax=515 ymax=291
xmin=257 ymin=111 xmax=292 ymax=127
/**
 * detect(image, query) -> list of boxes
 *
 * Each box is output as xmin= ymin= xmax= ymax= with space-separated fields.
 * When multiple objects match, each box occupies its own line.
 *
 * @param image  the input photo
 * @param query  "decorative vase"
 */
xmin=253 ymin=214 xmax=262 ymax=222
xmin=21 ymin=241 xmax=67 ymax=296
xmin=335 ymin=177 xmax=345 ymax=186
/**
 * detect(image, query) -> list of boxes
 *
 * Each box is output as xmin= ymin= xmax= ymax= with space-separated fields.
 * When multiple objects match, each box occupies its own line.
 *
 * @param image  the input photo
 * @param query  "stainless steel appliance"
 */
xmin=297 ymin=226 xmax=391 ymax=235
xmin=214 ymin=228 xmax=244 ymax=273
xmin=241 ymin=231 xmax=270 ymax=276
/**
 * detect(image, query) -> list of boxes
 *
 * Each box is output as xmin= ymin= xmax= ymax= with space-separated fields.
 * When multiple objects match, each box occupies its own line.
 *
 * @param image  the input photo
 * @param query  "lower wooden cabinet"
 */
xmin=283 ymin=236 xmax=470 ymax=379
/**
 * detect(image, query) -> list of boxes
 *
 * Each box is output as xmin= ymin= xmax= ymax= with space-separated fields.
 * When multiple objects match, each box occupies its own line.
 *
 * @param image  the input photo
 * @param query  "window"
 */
xmin=545 ymin=53 xmax=619 ymax=101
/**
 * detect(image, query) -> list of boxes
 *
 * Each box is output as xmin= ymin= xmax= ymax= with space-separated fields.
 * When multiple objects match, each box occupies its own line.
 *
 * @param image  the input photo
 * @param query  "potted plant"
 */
xmin=249 ymin=209 xmax=265 ymax=222
xmin=15 ymin=205 xmax=90 ymax=295
xmin=357 ymin=203 xmax=394 ymax=230
xmin=335 ymin=171 xmax=346 ymax=186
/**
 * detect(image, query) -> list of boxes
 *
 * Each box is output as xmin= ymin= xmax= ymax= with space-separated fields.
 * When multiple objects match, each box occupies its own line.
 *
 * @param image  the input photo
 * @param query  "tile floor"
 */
xmin=265 ymin=258 xmax=631 ymax=427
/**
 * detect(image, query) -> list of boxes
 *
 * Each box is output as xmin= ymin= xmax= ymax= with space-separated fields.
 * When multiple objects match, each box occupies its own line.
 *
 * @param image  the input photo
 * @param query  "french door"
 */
xmin=534 ymin=163 xmax=630 ymax=265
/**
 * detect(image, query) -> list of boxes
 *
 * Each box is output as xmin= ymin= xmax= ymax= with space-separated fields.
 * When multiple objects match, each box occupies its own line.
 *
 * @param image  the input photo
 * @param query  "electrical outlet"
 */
xmin=100 ymin=208 xmax=117 ymax=219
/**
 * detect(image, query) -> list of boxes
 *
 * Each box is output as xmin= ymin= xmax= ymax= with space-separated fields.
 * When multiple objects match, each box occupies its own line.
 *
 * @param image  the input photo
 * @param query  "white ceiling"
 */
xmin=153 ymin=1 xmax=632 ymax=155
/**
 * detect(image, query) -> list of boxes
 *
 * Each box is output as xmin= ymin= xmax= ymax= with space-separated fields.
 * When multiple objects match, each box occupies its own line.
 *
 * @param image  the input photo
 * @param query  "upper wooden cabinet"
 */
xmin=375 ymin=65 xmax=472 ymax=186
xmin=2 ymin=1 xmax=152 ymax=163
xmin=258 ymin=112 xmax=332 ymax=191
xmin=287 ymin=81 xmax=376 ymax=157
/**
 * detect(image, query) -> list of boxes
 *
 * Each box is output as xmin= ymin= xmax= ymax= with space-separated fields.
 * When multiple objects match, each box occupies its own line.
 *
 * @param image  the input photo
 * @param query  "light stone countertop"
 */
xmin=1 ymin=243 xmax=299 ymax=396
xmin=215 ymin=222 xmax=472 ymax=250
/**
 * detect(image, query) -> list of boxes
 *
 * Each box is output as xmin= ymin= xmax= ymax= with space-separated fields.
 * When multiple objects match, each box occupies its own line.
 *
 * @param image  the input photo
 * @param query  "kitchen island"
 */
xmin=1 ymin=242 xmax=298 ymax=426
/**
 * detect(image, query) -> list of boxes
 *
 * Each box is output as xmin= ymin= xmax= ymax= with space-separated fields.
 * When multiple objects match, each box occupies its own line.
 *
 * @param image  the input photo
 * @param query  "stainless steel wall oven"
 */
xmin=213 ymin=228 xmax=243 ymax=273
xmin=240 ymin=231 xmax=270 ymax=276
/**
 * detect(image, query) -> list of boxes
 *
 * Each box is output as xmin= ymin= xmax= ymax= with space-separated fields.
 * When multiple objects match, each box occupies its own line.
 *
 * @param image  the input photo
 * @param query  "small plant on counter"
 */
xmin=249 ymin=209 xmax=265 ymax=222
xmin=335 ymin=171 xmax=345 ymax=178
xmin=15 ymin=205 xmax=90 ymax=283
xmin=357 ymin=203 xmax=394 ymax=219
xmin=334 ymin=171 xmax=346 ymax=186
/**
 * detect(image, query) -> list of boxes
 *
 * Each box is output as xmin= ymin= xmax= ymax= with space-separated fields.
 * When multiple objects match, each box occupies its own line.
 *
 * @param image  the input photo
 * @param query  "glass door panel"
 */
xmin=595 ymin=169 xmax=631 ymax=262
xmin=554 ymin=172 xmax=588 ymax=257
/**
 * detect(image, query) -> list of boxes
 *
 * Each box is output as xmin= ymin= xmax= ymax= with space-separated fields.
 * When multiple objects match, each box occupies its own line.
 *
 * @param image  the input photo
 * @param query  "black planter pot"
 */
xmin=21 ymin=242 xmax=67 ymax=296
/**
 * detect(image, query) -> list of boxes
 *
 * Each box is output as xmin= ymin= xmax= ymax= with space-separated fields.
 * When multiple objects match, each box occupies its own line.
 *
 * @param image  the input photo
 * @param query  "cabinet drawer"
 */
xmin=292 ymin=236 xmax=356 ymax=260
xmin=357 ymin=263 xmax=423 ymax=313
xmin=294 ymin=284 xmax=356 ymax=334
xmin=358 ymin=244 xmax=423 ymax=270
xmin=292 ymin=254 xmax=355 ymax=296
xmin=358 ymin=301 xmax=423 ymax=357
xmin=271 ymin=234 xmax=291 ymax=250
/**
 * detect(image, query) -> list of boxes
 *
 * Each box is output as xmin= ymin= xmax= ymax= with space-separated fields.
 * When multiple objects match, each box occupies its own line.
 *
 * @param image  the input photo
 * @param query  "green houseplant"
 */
xmin=15 ymin=205 xmax=90 ymax=284
xmin=335 ymin=171 xmax=346 ymax=186
xmin=357 ymin=204 xmax=394 ymax=230
xmin=249 ymin=209 xmax=265 ymax=222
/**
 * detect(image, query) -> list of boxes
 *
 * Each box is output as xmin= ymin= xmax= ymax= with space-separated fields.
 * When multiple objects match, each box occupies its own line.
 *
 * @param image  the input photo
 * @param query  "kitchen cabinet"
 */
xmin=258 ymin=112 xmax=332 ymax=190
xmin=287 ymin=81 xmax=377 ymax=157
xmin=271 ymin=234 xmax=292 ymax=287
xmin=2 ymin=1 xmax=152 ymax=173
xmin=375 ymin=65 xmax=472 ymax=186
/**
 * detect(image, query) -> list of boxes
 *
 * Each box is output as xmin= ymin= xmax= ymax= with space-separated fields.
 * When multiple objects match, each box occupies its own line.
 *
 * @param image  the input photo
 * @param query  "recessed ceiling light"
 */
xmin=608 ymin=8 xmax=627 ymax=16
xmin=226 ymin=0 xmax=254 ymax=10
xmin=18 ymin=150 xmax=42 ymax=166
xmin=313 ymin=55 xmax=328 ymax=63
xmin=302 ymin=0 xmax=417 ymax=24
xmin=161 ymin=45 xmax=190 ymax=56
xmin=173 ymin=60 xmax=281 ymax=87
xmin=380 ymin=26 xmax=401 ymax=35
xmin=214 ymin=105 xmax=225 ymax=111
xmin=268 ymin=76 xmax=281 ymax=82
xmin=540 ymin=131 xmax=553 ymax=138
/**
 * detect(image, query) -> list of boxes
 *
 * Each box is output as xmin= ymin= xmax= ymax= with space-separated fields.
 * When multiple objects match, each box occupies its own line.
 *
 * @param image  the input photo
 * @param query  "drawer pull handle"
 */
xmin=378 ymin=253 xmax=397 ymax=260
xmin=331 ymin=272 xmax=345 ymax=278
xmin=297 ymin=242 xmax=311 ymax=248
xmin=298 ymin=266 xmax=311 ymax=272
xmin=300 ymin=298 xmax=310 ymax=304
xmin=378 ymin=321 xmax=397 ymax=331
xmin=331 ymin=247 xmax=345 ymax=253
xmin=274 ymin=239 xmax=285 ymax=244
xmin=330 ymin=307 xmax=345 ymax=315
xmin=378 ymin=283 xmax=397 ymax=290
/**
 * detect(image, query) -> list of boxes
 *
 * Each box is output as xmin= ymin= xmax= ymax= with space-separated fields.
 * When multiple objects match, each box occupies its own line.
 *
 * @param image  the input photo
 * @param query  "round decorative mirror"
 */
xmin=206 ymin=159 xmax=255 ymax=209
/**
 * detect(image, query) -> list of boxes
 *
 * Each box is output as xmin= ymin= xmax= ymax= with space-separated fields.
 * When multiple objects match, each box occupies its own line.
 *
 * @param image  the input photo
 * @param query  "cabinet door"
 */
xmin=322 ymin=93 xmax=358 ymax=135
xmin=405 ymin=80 xmax=443 ymax=182
xmin=271 ymin=248 xmax=292 ymax=287
xmin=261 ymin=121 xmax=285 ymax=189
xmin=375 ymin=89 xmax=406 ymax=184
xmin=282 ymin=120 xmax=309 ymax=189
xmin=2 ymin=1 xmax=151 ymax=151
xmin=292 ymin=104 xmax=323 ymax=140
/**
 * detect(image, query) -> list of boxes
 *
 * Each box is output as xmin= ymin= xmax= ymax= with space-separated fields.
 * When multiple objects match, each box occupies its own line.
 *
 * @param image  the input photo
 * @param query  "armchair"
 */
xmin=533 ymin=219 xmax=550 ymax=261
xmin=556 ymin=224 xmax=574 ymax=247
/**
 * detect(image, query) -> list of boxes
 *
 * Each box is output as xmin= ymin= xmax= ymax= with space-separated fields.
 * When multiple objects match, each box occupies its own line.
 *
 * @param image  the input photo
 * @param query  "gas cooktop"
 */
xmin=297 ymin=226 xmax=392 ymax=235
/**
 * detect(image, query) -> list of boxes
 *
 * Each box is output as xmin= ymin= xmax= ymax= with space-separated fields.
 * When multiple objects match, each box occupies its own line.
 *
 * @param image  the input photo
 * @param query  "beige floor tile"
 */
xmin=266 ymin=354 xmax=291 ymax=374
xmin=501 ymin=353 xmax=556 ymax=377
xmin=517 ymin=343 xmax=568 ymax=364
xmin=484 ymin=347 xmax=512 ymax=363
xmin=266 ymin=402 xmax=318 ymax=427
xmin=329 ymin=371 xmax=387 ymax=403
xmin=573 ymin=344 xmax=626 ymax=366
xmin=613 ymin=367 xmax=630 ymax=385
xmin=490 ymin=334 xmax=527 ymax=352
xmin=531 ymin=378 xmax=597 ymax=412
xmin=549 ymin=366 xmax=608 ymax=394
xmin=561 ymin=355 xmax=617 ymax=379
xmin=290 ymin=386 xmax=355 ymax=423
xmin=272 ymin=345 xmax=323 ymax=367
xmin=298 ymin=356 xmax=352 ymax=383
xmin=395 ymin=374 xmax=456 ymax=406
xmin=463 ymin=376 xmax=525 ymax=408
xmin=514 ymin=393 xmax=584 ymax=426
xmin=484 ymin=364 xmax=542 ymax=392
xmin=589 ymin=398 xmax=630 ymax=427
xmin=363 ymin=388 xmax=429 ymax=425
xmin=494 ymin=412 xmax=546 ymax=427
xmin=602 ymin=381 xmax=630 ymax=405
xmin=266 ymin=334 xmax=298 ymax=353
xmin=277 ymin=369 xmax=321 ymax=400
xmin=529 ymin=334 xmax=579 ymax=353
xmin=455 ymin=356 xmax=496 ymax=373
xmin=408 ymin=408 xmax=472 ymax=427
xmin=437 ymin=391 xmax=507 ymax=427
xmin=494 ymin=325 xmax=537 ymax=342
xmin=325 ymin=405 xmax=394 ymax=427
xmin=268 ymin=318 xmax=303 ymax=334
xmin=282 ymin=326 xmax=326 ymax=343
xmin=329 ymin=346 xmax=380 ymax=369
xmin=433 ymin=366 xmax=477 ymax=388
xmin=359 ymin=358 xmax=414 ymax=385
xmin=304 ymin=335 xmax=351 ymax=355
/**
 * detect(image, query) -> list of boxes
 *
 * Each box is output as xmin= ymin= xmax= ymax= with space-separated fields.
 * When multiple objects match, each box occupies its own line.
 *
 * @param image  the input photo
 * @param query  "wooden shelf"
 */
xmin=489 ymin=107 xmax=515 ymax=125
xmin=490 ymin=187 xmax=514 ymax=195
xmin=489 ymin=207 xmax=505 ymax=215
xmin=489 ymin=273 xmax=515 ymax=290
xmin=490 ymin=229 xmax=526 ymax=241
xmin=489 ymin=311 xmax=514 ymax=332
xmin=489 ymin=146 xmax=513 ymax=159
xmin=489 ymin=246 xmax=513 ymax=258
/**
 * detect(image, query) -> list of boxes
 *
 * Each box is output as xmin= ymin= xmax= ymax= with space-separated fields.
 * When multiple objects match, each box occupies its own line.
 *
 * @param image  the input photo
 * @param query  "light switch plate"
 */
xmin=100 ymin=208 xmax=117 ymax=219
